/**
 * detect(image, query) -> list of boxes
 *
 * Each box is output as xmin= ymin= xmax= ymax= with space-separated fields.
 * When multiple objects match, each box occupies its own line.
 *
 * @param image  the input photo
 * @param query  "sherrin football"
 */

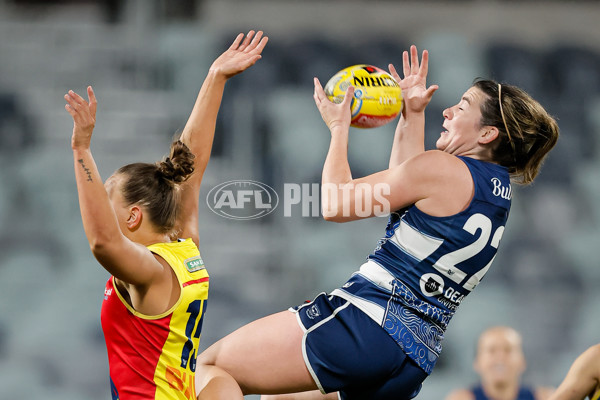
xmin=324 ymin=64 xmax=403 ymax=129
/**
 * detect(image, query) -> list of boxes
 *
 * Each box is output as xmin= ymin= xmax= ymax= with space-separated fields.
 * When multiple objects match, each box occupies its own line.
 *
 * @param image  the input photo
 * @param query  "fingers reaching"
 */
xmin=425 ymin=84 xmax=439 ymax=99
xmin=342 ymin=85 xmax=354 ymax=107
xmin=419 ymin=50 xmax=429 ymax=78
xmin=229 ymin=33 xmax=245 ymax=50
xmin=313 ymin=77 xmax=325 ymax=104
xmin=313 ymin=77 xmax=353 ymax=131
xmin=65 ymin=87 xmax=97 ymax=149
xmin=64 ymin=88 xmax=97 ymax=115
xmin=402 ymin=50 xmax=410 ymax=79
xmin=237 ymin=30 xmax=255 ymax=51
xmin=391 ymin=45 xmax=437 ymax=113
xmin=313 ymin=77 xmax=355 ymax=107
xmin=64 ymin=91 xmax=82 ymax=116
xmin=64 ymin=87 xmax=97 ymax=124
xmin=255 ymin=34 xmax=268 ymax=54
xmin=67 ymin=90 xmax=85 ymax=107
xmin=400 ymin=45 xmax=431 ymax=79
xmin=64 ymin=99 xmax=76 ymax=117
xmin=230 ymin=30 xmax=268 ymax=54
xmin=246 ymin=30 xmax=264 ymax=52
xmin=410 ymin=45 xmax=419 ymax=75
xmin=388 ymin=63 xmax=401 ymax=83
xmin=245 ymin=31 xmax=267 ymax=57
xmin=88 ymin=86 xmax=97 ymax=116
xmin=212 ymin=30 xmax=269 ymax=78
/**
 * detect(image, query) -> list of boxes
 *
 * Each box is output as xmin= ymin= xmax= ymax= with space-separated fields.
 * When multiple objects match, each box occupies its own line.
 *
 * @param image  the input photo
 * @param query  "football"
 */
xmin=324 ymin=64 xmax=403 ymax=129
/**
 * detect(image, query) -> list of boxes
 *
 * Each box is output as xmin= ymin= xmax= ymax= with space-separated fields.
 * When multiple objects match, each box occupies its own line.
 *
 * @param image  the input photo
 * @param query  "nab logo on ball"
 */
xmin=207 ymin=180 xmax=279 ymax=220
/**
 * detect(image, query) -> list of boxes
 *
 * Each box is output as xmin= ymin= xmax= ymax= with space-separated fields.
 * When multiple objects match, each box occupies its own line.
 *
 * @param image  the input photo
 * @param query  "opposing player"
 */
xmin=65 ymin=30 xmax=267 ymax=400
xmin=195 ymin=45 xmax=559 ymax=399
xmin=548 ymin=344 xmax=600 ymax=400
xmin=445 ymin=326 xmax=553 ymax=400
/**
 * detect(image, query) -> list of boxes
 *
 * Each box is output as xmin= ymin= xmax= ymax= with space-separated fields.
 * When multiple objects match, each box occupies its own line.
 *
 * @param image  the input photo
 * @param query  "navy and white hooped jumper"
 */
xmin=331 ymin=156 xmax=511 ymax=374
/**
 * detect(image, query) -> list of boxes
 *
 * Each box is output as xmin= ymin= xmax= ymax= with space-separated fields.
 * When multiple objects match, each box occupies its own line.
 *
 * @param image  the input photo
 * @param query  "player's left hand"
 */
xmin=313 ymin=77 xmax=354 ymax=133
xmin=65 ymin=86 xmax=97 ymax=150
xmin=389 ymin=45 xmax=438 ymax=115
xmin=210 ymin=30 xmax=268 ymax=79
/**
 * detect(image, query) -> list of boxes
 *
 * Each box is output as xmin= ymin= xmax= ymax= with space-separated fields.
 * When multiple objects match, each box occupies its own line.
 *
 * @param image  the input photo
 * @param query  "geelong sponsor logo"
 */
xmin=206 ymin=180 xmax=279 ymax=220
xmin=491 ymin=177 xmax=512 ymax=200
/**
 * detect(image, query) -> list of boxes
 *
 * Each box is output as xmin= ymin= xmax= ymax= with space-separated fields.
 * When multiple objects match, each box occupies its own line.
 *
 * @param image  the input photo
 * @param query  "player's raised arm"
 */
xmin=177 ymin=30 xmax=268 ymax=245
xmin=314 ymin=76 xmax=457 ymax=223
xmin=388 ymin=45 xmax=438 ymax=168
xmin=67 ymin=87 xmax=165 ymax=286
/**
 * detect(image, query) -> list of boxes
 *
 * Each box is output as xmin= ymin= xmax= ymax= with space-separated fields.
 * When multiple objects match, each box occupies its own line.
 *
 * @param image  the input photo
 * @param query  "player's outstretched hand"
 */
xmin=65 ymin=86 xmax=97 ymax=150
xmin=210 ymin=30 xmax=269 ymax=80
xmin=313 ymin=77 xmax=354 ymax=133
xmin=388 ymin=45 xmax=438 ymax=115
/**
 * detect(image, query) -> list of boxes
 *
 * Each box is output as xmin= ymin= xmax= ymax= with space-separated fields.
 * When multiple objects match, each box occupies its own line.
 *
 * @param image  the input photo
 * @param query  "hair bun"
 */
xmin=157 ymin=140 xmax=195 ymax=184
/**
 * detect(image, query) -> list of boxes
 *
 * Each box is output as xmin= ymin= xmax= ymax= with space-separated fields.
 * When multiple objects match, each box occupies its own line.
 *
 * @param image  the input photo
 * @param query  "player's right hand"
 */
xmin=209 ymin=30 xmax=268 ymax=80
xmin=313 ymin=77 xmax=354 ymax=133
xmin=65 ymin=86 xmax=97 ymax=150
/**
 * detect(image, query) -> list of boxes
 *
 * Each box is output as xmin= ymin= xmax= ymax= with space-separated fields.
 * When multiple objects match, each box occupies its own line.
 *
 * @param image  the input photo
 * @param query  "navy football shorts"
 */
xmin=290 ymin=293 xmax=427 ymax=400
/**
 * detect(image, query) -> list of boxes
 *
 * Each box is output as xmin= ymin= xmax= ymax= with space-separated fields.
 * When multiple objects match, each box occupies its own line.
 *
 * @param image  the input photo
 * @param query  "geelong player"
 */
xmin=195 ymin=45 xmax=559 ymax=399
xmin=65 ymin=30 xmax=267 ymax=400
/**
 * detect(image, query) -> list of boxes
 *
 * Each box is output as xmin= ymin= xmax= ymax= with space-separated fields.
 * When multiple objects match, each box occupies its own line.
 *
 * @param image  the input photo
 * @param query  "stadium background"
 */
xmin=0 ymin=0 xmax=599 ymax=398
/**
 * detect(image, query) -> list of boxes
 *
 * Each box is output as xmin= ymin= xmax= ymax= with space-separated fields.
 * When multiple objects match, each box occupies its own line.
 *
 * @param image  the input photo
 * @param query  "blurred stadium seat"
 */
xmin=0 ymin=1 xmax=599 ymax=399
xmin=485 ymin=42 xmax=545 ymax=98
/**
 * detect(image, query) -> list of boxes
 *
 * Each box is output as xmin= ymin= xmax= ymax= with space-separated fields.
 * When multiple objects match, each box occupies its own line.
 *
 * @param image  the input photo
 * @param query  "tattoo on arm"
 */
xmin=78 ymin=159 xmax=93 ymax=182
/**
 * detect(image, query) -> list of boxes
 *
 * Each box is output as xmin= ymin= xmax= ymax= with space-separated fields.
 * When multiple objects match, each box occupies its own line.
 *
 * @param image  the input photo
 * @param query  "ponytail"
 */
xmin=116 ymin=140 xmax=195 ymax=233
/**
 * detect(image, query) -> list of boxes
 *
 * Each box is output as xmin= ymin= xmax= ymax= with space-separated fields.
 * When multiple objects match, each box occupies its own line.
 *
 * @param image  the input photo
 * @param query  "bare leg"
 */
xmin=196 ymin=365 xmax=244 ymax=400
xmin=261 ymin=391 xmax=339 ymax=400
xmin=196 ymin=310 xmax=319 ymax=395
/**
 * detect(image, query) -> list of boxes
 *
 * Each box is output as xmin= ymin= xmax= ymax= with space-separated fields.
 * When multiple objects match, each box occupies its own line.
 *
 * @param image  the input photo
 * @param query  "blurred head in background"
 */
xmin=474 ymin=326 xmax=527 ymax=388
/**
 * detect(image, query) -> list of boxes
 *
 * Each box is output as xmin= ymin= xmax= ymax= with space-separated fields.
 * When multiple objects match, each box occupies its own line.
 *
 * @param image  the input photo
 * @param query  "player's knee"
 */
xmin=195 ymin=365 xmax=243 ymax=400
xmin=195 ymin=348 xmax=215 ymax=366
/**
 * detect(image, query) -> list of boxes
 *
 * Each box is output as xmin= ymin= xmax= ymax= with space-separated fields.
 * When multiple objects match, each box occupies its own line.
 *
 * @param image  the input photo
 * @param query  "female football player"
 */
xmin=65 ymin=30 xmax=267 ymax=400
xmin=195 ymin=45 xmax=559 ymax=400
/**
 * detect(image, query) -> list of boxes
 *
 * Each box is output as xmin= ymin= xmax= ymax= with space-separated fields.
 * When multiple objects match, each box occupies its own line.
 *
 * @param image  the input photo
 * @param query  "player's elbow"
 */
xmin=321 ymin=183 xmax=358 ymax=222
xmin=322 ymin=213 xmax=344 ymax=223
xmin=322 ymin=204 xmax=337 ymax=221
xmin=89 ymin=238 xmax=110 ymax=258
xmin=88 ymin=233 xmax=119 ymax=258
xmin=321 ymin=206 xmax=348 ymax=223
xmin=321 ymin=191 xmax=345 ymax=222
